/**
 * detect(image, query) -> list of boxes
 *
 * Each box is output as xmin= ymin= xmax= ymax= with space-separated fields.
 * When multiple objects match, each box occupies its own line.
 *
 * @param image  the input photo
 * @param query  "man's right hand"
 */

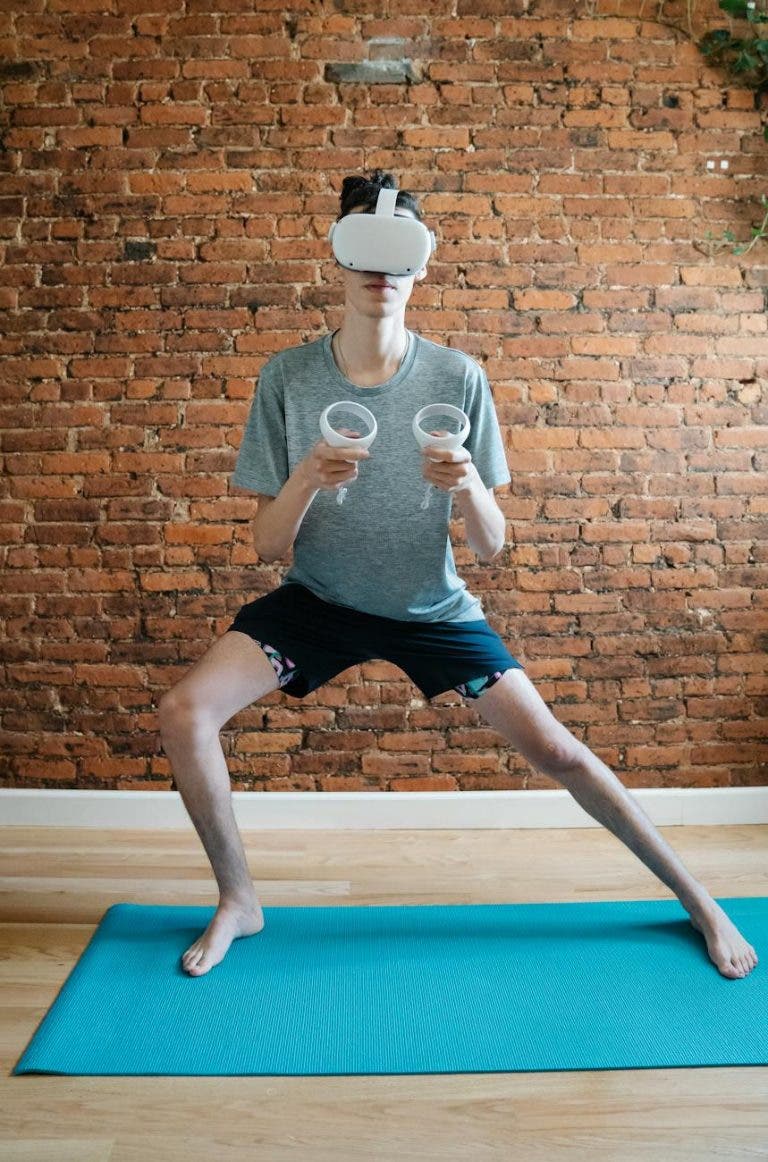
xmin=299 ymin=429 xmax=371 ymax=493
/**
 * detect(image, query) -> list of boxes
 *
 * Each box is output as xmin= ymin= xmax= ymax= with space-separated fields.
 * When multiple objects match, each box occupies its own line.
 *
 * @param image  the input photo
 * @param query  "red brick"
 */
xmin=2 ymin=7 xmax=765 ymax=794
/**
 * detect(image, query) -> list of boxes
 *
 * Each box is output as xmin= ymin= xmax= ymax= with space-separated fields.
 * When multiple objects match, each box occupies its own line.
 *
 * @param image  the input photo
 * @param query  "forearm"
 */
xmin=254 ymin=465 xmax=319 ymax=563
xmin=453 ymin=472 xmax=506 ymax=562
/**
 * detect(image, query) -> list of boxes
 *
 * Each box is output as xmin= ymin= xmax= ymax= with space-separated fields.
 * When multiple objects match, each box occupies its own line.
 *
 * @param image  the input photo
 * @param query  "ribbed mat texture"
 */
xmin=13 ymin=897 xmax=766 ymax=1076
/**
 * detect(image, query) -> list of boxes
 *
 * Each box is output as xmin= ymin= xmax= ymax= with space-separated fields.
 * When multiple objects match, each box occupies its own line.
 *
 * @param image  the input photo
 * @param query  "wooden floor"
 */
xmin=2 ymin=822 xmax=766 ymax=1161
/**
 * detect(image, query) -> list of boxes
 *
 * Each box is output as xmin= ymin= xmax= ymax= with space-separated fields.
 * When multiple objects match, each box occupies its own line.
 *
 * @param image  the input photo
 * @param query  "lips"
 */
xmin=366 ymin=279 xmax=394 ymax=289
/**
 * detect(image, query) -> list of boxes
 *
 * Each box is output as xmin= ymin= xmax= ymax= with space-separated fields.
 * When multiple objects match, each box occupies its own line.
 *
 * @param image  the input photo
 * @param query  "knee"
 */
xmin=157 ymin=690 xmax=213 ymax=741
xmin=533 ymin=736 xmax=586 ymax=783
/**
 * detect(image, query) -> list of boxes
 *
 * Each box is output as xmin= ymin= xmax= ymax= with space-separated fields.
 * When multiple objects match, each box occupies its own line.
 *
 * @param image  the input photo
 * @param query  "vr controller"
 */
xmin=327 ymin=187 xmax=436 ymax=277
xmin=319 ymin=401 xmax=470 ymax=510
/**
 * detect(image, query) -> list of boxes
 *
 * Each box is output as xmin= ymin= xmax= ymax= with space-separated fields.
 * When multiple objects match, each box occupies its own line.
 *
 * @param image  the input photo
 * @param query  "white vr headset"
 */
xmin=327 ymin=187 xmax=436 ymax=278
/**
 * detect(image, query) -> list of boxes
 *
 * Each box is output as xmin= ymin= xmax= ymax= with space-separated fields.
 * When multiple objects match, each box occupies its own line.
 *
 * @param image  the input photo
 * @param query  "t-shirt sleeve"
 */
xmin=231 ymin=359 xmax=289 ymax=496
xmin=464 ymin=364 xmax=511 ymax=489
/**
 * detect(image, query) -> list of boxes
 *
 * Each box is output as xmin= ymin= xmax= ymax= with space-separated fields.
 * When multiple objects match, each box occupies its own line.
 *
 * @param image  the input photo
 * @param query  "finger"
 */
xmin=426 ymin=466 xmax=463 ymax=485
xmin=328 ymin=444 xmax=369 ymax=460
xmin=425 ymin=443 xmax=464 ymax=463
xmin=328 ymin=462 xmax=360 ymax=482
xmin=333 ymin=428 xmax=361 ymax=458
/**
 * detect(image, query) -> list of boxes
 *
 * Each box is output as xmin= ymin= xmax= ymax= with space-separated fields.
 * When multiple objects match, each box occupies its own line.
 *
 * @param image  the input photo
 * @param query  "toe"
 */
xmin=184 ymin=947 xmax=204 ymax=971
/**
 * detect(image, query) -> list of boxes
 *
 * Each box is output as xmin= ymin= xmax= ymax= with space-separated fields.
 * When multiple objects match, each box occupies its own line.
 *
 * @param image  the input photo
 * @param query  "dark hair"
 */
xmin=338 ymin=169 xmax=422 ymax=221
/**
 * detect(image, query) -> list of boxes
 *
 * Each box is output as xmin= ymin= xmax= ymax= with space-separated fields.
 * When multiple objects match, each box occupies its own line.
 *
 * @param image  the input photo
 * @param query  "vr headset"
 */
xmin=327 ymin=187 xmax=436 ymax=278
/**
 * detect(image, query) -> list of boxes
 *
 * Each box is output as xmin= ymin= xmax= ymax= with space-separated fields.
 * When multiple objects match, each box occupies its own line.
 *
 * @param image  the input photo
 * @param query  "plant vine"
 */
xmin=597 ymin=0 xmax=768 ymax=255
xmin=697 ymin=0 xmax=768 ymax=254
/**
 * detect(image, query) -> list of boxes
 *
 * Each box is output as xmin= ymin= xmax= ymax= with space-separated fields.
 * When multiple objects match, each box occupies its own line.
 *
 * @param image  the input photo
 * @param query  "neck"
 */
xmin=335 ymin=310 xmax=408 ymax=375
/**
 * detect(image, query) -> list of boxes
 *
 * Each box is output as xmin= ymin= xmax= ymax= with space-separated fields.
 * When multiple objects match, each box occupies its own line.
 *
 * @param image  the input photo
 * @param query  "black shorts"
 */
xmin=226 ymin=582 xmax=523 ymax=701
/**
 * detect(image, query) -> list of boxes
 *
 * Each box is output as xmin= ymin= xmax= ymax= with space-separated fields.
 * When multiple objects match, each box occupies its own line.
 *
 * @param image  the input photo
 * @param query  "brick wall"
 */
xmin=2 ymin=0 xmax=767 ymax=792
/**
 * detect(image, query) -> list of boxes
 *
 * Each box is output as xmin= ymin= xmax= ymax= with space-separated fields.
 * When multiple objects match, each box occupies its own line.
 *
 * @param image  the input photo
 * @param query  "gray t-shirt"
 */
xmin=232 ymin=329 xmax=510 ymax=622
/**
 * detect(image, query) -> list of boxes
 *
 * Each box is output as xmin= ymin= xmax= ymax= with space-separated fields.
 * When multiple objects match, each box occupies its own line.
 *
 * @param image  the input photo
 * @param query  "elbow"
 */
xmin=253 ymin=536 xmax=287 ymax=565
xmin=252 ymin=530 xmax=273 ymax=564
xmin=480 ymin=542 xmax=505 ymax=564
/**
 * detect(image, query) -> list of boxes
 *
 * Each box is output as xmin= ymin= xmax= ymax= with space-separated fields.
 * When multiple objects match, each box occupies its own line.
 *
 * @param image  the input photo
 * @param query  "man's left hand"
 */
xmin=422 ymin=430 xmax=479 ymax=495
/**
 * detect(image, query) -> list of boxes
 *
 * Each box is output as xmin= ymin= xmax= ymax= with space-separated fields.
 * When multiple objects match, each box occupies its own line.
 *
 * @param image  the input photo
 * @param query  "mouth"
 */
xmin=365 ymin=279 xmax=395 ymax=289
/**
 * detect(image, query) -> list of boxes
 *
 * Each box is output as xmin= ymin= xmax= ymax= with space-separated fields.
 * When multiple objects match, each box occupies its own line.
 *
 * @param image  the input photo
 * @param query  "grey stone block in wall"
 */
xmin=123 ymin=240 xmax=156 ymax=262
xmin=325 ymin=60 xmax=420 ymax=84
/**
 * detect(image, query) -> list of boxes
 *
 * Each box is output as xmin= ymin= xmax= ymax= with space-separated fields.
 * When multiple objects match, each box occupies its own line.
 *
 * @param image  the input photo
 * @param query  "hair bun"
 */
xmin=337 ymin=170 xmax=420 ymax=221
xmin=340 ymin=176 xmax=369 ymax=197
xmin=367 ymin=168 xmax=397 ymax=189
xmin=341 ymin=171 xmax=397 ymax=198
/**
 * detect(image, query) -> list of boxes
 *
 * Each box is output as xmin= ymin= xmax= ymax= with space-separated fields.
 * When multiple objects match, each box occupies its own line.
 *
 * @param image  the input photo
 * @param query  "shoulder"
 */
xmin=266 ymin=336 xmax=325 ymax=373
xmin=414 ymin=333 xmax=484 ymax=381
xmin=255 ymin=336 xmax=326 ymax=395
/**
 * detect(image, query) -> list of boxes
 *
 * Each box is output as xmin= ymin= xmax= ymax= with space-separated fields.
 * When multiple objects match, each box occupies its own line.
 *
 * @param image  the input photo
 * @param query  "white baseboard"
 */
xmin=1 ymin=786 xmax=766 ymax=830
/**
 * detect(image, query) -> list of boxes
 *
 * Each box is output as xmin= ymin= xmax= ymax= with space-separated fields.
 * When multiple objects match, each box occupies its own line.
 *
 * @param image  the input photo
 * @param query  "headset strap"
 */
xmin=375 ymin=187 xmax=398 ymax=217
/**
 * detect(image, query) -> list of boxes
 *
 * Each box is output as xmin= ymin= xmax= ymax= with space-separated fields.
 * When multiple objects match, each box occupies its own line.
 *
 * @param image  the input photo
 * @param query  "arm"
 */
xmin=453 ymin=471 xmax=506 ymax=563
xmin=423 ymin=367 xmax=509 ymax=563
xmin=249 ymin=426 xmax=369 ymax=562
xmin=252 ymin=465 xmax=319 ymax=563
xmin=423 ymin=442 xmax=506 ymax=563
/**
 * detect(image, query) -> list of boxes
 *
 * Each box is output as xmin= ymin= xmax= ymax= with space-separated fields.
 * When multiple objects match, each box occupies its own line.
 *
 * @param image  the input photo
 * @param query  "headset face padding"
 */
xmin=327 ymin=206 xmax=436 ymax=278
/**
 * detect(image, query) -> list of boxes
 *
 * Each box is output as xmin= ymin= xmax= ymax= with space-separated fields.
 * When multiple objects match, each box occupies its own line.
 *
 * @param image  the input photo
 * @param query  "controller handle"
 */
xmin=412 ymin=404 xmax=471 ymax=510
xmin=319 ymin=401 xmax=378 ymax=504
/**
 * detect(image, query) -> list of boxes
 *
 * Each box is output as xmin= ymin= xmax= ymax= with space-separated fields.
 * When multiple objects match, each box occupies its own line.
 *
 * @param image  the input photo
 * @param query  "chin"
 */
xmin=357 ymin=302 xmax=400 ymax=315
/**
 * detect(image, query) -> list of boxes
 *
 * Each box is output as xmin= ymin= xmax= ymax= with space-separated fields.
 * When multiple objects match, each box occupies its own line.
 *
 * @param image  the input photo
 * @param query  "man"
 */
xmin=159 ymin=171 xmax=758 ymax=981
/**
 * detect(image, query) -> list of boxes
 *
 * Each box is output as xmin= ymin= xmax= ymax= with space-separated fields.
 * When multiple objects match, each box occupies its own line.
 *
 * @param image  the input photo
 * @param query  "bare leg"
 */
xmin=158 ymin=630 xmax=279 ymax=976
xmin=563 ymin=755 xmax=760 ymax=979
xmin=474 ymin=669 xmax=760 ymax=980
xmin=161 ymin=720 xmax=262 ymax=908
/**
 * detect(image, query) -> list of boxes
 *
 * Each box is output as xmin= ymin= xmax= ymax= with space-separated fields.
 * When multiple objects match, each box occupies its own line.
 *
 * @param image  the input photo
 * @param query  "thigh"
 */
xmin=159 ymin=630 xmax=280 ymax=731
xmin=473 ymin=668 xmax=584 ymax=774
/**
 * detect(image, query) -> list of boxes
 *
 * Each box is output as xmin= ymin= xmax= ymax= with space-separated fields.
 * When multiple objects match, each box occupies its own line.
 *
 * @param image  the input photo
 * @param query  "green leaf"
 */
xmin=719 ymin=0 xmax=750 ymax=17
xmin=733 ymin=49 xmax=761 ymax=72
xmin=718 ymin=0 xmax=768 ymax=19
xmin=699 ymin=28 xmax=735 ymax=53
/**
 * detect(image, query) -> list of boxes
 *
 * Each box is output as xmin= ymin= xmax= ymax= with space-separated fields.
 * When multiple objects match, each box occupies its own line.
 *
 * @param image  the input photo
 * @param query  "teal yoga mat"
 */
xmin=13 ymin=897 xmax=766 ymax=1076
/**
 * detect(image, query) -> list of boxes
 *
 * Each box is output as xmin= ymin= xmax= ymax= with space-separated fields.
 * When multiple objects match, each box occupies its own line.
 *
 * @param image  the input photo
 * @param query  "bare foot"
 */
xmin=688 ymin=899 xmax=759 ymax=979
xmin=182 ymin=899 xmax=265 ymax=976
